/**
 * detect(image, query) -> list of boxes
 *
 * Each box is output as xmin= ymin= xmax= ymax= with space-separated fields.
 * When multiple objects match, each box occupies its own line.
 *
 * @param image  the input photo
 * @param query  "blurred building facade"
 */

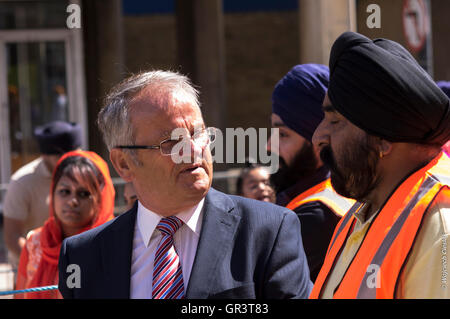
xmin=0 ymin=0 xmax=449 ymax=199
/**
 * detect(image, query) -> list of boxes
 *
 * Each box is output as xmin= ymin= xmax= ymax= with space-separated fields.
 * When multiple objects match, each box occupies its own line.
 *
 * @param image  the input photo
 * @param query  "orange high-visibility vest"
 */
xmin=310 ymin=152 xmax=450 ymax=299
xmin=286 ymin=178 xmax=355 ymax=217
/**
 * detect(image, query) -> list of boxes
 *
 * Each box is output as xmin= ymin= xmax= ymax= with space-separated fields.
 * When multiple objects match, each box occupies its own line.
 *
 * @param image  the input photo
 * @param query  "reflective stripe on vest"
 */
xmin=356 ymin=177 xmax=441 ymax=298
xmin=309 ymin=203 xmax=362 ymax=297
xmin=310 ymin=152 xmax=450 ymax=299
xmin=286 ymin=179 xmax=355 ymax=217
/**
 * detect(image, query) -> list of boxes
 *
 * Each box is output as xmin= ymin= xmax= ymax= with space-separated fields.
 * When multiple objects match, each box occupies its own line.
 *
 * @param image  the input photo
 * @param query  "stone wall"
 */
xmin=123 ymin=11 xmax=299 ymax=133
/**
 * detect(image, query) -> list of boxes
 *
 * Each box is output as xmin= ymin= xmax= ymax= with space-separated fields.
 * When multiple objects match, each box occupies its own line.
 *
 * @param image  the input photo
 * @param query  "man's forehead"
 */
xmin=131 ymin=106 xmax=204 ymax=140
xmin=130 ymin=86 xmax=201 ymax=116
xmin=270 ymin=113 xmax=286 ymax=127
xmin=159 ymin=120 xmax=205 ymax=138
xmin=131 ymin=84 xmax=199 ymax=110
xmin=322 ymin=93 xmax=338 ymax=113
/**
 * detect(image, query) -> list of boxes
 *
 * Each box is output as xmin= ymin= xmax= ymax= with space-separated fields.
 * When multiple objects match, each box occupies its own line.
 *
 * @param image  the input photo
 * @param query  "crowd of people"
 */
xmin=2 ymin=31 xmax=450 ymax=299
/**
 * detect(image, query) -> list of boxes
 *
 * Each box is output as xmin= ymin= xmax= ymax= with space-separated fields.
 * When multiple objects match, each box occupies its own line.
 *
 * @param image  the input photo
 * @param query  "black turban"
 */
xmin=328 ymin=32 xmax=450 ymax=146
xmin=34 ymin=121 xmax=82 ymax=155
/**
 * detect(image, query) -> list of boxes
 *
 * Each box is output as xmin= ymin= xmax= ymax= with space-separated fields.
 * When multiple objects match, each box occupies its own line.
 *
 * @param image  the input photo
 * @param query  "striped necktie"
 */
xmin=152 ymin=216 xmax=185 ymax=299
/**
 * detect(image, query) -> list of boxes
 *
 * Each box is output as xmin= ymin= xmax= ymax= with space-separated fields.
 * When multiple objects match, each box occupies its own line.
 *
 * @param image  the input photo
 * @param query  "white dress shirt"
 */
xmin=130 ymin=199 xmax=204 ymax=299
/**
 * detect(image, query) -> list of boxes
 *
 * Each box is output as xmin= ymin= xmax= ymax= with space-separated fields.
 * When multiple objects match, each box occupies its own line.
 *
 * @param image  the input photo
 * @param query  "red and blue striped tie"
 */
xmin=152 ymin=216 xmax=185 ymax=299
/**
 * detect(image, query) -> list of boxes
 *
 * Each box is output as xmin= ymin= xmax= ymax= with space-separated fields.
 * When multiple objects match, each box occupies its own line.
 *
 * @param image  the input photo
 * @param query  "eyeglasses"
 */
xmin=114 ymin=127 xmax=217 ymax=156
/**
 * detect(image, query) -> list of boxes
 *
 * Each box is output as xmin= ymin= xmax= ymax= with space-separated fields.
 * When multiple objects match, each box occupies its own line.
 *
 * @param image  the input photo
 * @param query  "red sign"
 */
xmin=402 ymin=0 xmax=429 ymax=52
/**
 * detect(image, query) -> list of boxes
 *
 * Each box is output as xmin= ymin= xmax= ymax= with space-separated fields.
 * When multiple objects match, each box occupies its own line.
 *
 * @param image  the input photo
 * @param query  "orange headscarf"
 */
xmin=23 ymin=150 xmax=115 ymax=298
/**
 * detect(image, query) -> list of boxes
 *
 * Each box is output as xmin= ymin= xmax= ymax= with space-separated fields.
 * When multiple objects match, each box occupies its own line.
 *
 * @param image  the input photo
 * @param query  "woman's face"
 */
xmin=53 ymin=175 xmax=98 ymax=236
xmin=241 ymin=167 xmax=276 ymax=203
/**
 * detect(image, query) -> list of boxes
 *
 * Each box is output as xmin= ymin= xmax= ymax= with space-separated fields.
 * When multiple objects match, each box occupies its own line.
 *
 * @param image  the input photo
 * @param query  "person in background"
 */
xmin=51 ymin=85 xmax=68 ymax=121
xmin=3 ymin=121 xmax=82 ymax=271
xmin=123 ymin=182 xmax=138 ymax=210
xmin=310 ymin=32 xmax=450 ymax=299
xmin=236 ymin=162 xmax=276 ymax=203
xmin=266 ymin=64 xmax=355 ymax=281
xmin=436 ymin=81 xmax=450 ymax=155
xmin=15 ymin=150 xmax=115 ymax=298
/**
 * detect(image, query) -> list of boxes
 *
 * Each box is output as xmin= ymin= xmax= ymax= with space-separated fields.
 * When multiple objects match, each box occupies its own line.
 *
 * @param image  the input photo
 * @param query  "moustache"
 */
xmin=319 ymin=145 xmax=338 ymax=172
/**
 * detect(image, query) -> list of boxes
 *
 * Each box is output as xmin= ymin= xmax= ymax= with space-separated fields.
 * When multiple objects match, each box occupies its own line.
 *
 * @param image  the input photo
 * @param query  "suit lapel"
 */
xmin=186 ymin=188 xmax=241 ymax=298
xmin=100 ymin=205 xmax=137 ymax=298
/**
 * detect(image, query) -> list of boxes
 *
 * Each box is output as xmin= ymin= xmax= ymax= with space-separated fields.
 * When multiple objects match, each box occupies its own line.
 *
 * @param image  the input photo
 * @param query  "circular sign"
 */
xmin=402 ymin=0 xmax=429 ymax=52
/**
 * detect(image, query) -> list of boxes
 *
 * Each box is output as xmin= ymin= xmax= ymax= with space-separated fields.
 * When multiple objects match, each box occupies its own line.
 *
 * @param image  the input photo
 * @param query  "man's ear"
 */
xmin=110 ymin=148 xmax=134 ymax=182
xmin=379 ymin=139 xmax=393 ymax=158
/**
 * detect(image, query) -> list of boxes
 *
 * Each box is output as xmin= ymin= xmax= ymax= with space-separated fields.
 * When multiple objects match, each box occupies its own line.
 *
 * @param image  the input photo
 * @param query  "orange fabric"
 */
xmin=334 ymin=184 xmax=446 ymax=299
xmin=286 ymin=180 xmax=329 ymax=211
xmin=15 ymin=150 xmax=115 ymax=299
xmin=296 ymin=197 xmax=348 ymax=217
xmin=375 ymin=187 xmax=449 ymax=298
xmin=15 ymin=228 xmax=60 ymax=298
xmin=309 ymin=206 xmax=360 ymax=298
xmin=310 ymin=152 xmax=450 ymax=299
xmin=286 ymin=178 xmax=354 ymax=217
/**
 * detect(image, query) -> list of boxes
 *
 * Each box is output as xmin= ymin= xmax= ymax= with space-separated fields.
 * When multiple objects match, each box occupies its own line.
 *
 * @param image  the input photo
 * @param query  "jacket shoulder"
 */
xmin=63 ymin=207 xmax=136 ymax=248
xmin=223 ymin=191 xmax=297 ymax=224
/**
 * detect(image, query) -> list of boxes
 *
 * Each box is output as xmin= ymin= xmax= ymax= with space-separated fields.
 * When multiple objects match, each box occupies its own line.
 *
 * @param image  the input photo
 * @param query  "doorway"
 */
xmin=0 ymin=23 xmax=87 ymax=189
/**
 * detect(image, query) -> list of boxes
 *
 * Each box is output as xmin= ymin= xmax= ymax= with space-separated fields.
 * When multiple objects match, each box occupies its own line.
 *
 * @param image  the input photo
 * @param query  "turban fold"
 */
xmin=328 ymin=32 xmax=450 ymax=146
xmin=34 ymin=121 xmax=82 ymax=155
xmin=272 ymin=64 xmax=329 ymax=142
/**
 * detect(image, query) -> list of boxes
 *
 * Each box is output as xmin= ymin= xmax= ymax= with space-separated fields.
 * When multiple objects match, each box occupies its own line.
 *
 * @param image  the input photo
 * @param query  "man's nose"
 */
xmin=312 ymin=120 xmax=329 ymax=150
xmin=189 ymin=138 xmax=204 ymax=164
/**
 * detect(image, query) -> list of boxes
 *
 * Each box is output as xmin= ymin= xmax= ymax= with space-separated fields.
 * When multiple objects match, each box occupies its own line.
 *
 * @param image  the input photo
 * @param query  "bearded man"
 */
xmin=310 ymin=32 xmax=450 ymax=299
xmin=267 ymin=64 xmax=354 ymax=281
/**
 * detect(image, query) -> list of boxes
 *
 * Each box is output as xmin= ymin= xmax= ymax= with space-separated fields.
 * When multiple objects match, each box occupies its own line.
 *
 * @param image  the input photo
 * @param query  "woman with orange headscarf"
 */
xmin=15 ymin=150 xmax=115 ymax=298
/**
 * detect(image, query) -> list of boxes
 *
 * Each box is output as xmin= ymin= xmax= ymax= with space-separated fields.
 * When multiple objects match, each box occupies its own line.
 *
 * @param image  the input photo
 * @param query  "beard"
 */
xmin=319 ymin=134 xmax=381 ymax=202
xmin=270 ymin=141 xmax=319 ymax=193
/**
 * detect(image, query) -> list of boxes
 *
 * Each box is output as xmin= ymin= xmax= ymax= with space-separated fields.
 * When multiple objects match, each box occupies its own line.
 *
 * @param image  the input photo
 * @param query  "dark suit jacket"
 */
xmin=276 ymin=167 xmax=341 ymax=282
xmin=58 ymin=188 xmax=313 ymax=299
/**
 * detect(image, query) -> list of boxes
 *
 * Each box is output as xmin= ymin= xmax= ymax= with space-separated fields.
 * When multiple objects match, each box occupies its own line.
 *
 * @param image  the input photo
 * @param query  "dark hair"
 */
xmin=52 ymin=156 xmax=105 ymax=205
xmin=236 ymin=162 xmax=264 ymax=196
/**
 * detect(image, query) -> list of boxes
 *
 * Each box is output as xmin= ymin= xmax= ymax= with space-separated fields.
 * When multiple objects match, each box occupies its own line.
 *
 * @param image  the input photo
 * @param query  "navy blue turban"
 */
xmin=328 ymin=32 xmax=450 ymax=146
xmin=437 ymin=81 xmax=450 ymax=99
xmin=272 ymin=64 xmax=329 ymax=142
xmin=34 ymin=121 xmax=82 ymax=155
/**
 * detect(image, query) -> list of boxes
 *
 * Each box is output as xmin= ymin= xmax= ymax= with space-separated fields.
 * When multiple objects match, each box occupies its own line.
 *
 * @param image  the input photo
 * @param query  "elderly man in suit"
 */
xmin=58 ymin=70 xmax=312 ymax=299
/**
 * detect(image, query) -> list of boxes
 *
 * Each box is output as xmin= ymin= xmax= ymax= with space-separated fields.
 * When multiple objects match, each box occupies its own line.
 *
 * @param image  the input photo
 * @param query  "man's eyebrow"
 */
xmin=158 ymin=131 xmax=171 ymax=140
xmin=322 ymin=105 xmax=337 ymax=113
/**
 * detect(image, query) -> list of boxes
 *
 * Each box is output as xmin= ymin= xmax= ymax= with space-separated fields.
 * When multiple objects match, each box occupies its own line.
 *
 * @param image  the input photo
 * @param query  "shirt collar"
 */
xmin=137 ymin=198 xmax=205 ymax=247
xmin=353 ymin=202 xmax=379 ymax=225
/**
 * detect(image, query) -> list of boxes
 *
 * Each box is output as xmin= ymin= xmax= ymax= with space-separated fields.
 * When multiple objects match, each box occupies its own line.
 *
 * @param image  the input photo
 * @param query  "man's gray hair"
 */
xmin=97 ymin=70 xmax=200 ymax=150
